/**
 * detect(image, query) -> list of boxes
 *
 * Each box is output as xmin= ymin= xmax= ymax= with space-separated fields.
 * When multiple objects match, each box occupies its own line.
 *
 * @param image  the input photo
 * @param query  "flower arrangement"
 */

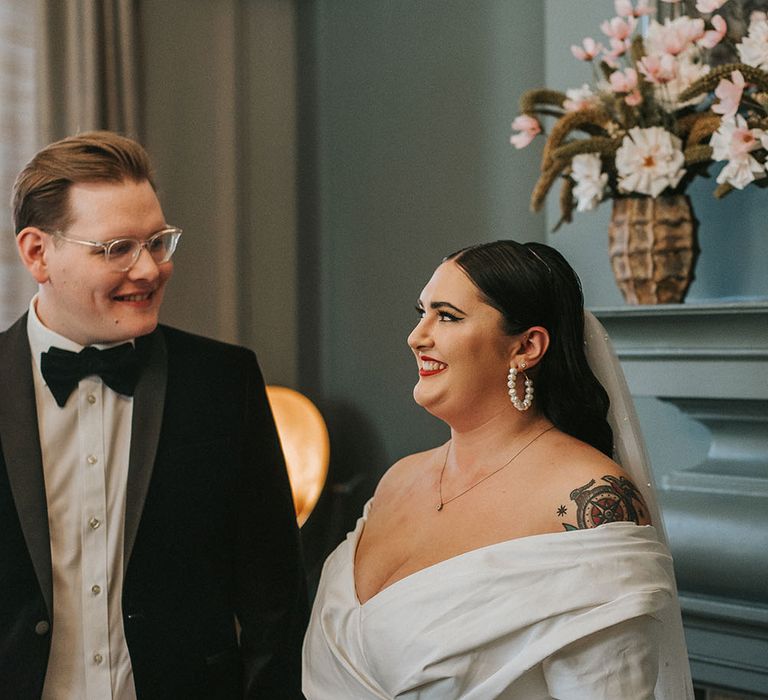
xmin=512 ymin=0 xmax=768 ymax=229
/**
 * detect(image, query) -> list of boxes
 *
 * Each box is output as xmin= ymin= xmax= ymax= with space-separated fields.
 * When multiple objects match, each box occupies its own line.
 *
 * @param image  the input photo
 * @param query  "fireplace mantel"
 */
xmin=594 ymin=302 xmax=768 ymax=695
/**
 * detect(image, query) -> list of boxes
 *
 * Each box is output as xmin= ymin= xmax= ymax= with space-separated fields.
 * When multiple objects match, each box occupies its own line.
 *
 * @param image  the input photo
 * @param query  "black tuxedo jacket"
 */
xmin=0 ymin=316 xmax=307 ymax=699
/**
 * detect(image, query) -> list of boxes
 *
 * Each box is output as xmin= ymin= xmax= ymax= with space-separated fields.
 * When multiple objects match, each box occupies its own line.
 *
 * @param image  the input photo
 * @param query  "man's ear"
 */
xmin=509 ymin=326 xmax=549 ymax=370
xmin=16 ymin=227 xmax=50 ymax=283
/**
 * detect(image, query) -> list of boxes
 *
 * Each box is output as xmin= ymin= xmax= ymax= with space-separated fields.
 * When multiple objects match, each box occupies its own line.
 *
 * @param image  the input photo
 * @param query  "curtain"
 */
xmin=0 ymin=0 xmax=39 ymax=329
xmin=0 ymin=0 xmax=141 ymax=329
xmin=37 ymin=0 xmax=140 ymax=140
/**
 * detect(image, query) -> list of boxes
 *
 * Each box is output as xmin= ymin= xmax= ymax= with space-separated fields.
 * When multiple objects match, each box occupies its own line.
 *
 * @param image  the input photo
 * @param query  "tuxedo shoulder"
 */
xmin=150 ymin=326 xmax=264 ymax=389
xmin=0 ymin=313 xmax=28 ymax=342
xmin=156 ymin=324 xmax=256 ymax=360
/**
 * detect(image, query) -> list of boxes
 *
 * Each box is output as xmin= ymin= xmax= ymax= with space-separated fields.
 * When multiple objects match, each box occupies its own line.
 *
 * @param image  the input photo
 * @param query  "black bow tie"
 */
xmin=41 ymin=344 xmax=140 ymax=407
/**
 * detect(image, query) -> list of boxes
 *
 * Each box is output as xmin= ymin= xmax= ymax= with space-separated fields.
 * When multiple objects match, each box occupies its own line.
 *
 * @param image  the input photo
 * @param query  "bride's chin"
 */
xmin=412 ymin=383 xmax=431 ymax=407
xmin=413 ymin=386 xmax=447 ymax=418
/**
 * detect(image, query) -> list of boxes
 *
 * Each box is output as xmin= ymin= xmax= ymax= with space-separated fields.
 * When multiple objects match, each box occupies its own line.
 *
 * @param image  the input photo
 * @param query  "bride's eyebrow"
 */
xmin=430 ymin=301 xmax=466 ymax=315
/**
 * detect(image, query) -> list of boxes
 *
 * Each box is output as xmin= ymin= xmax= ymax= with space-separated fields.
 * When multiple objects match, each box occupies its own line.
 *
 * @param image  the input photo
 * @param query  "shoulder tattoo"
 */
xmin=559 ymin=475 xmax=649 ymax=531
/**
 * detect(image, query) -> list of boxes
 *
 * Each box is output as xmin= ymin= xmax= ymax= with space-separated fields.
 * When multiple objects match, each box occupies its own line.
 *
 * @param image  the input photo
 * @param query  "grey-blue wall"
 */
xmin=299 ymin=1 xmax=546 ymax=489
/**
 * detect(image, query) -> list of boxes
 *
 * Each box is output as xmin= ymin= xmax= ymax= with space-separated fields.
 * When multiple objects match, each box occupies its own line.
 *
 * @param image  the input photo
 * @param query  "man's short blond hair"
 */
xmin=12 ymin=130 xmax=156 ymax=235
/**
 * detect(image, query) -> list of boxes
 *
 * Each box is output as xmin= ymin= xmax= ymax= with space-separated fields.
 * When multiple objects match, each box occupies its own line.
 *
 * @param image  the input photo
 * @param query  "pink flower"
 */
xmin=608 ymin=67 xmax=642 ymax=104
xmin=615 ymin=0 xmax=654 ymax=17
xmin=510 ymin=115 xmax=541 ymax=149
xmin=696 ymin=0 xmax=729 ymax=13
xmin=713 ymin=70 xmax=745 ymax=118
xmin=637 ymin=54 xmax=677 ymax=84
xmin=601 ymin=16 xmax=637 ymax=41
xmin=651 ymin=17 xmax=705 ymax=55
xmin=609 ymin=67 xmax=639 ymax=93
xmin=608 ymin=37 xmax=632 ymax=57
xmin=571 ymin=37 xmax=604 ymax=61
xmin=699 ymin=14 xmax=728 ymax=49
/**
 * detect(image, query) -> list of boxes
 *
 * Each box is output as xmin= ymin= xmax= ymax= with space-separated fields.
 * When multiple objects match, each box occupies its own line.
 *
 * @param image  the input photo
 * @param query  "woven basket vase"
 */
xmin=608 ymin=194 xmax=699 ymax=304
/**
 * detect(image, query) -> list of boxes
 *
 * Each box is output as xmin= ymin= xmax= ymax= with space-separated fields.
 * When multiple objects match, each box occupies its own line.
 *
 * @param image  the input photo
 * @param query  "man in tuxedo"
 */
xmin=0 ymin=131 xmax=307 ymax=698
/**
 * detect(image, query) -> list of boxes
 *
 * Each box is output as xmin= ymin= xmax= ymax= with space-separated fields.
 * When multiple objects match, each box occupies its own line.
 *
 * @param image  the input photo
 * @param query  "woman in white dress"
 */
xmin=303 ymin=241 xmax=693 ymax=699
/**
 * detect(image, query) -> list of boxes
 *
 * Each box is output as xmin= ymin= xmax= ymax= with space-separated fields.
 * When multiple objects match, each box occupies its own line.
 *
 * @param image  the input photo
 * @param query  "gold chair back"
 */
xmin=266 ymin=385 xmax=330 ymax=527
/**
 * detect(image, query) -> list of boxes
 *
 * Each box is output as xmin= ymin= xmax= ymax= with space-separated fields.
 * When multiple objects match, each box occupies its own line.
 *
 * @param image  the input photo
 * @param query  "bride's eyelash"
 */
xmin=414 ymin=304 xmax=463 ymax=323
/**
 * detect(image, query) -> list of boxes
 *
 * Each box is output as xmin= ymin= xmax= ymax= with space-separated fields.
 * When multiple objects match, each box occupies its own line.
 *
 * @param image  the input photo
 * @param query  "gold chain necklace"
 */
xmin=436 ymin=425 xmax=555 ymax=512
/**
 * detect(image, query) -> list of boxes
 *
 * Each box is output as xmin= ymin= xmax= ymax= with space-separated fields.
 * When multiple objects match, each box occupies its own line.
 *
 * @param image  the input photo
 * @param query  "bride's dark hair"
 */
xmin=446 ymin=240 xmax=612 ymax=457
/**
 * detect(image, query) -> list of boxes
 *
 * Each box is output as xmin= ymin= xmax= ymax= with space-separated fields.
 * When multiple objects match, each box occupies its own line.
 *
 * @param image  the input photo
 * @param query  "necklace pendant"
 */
xmin=436 ymin=503 xmax=443 ymax=512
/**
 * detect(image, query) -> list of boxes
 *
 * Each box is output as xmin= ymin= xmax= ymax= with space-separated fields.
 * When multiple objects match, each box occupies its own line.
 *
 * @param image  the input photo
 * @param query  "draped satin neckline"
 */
xmin=351 ymin=500 xmax=653 ymax=607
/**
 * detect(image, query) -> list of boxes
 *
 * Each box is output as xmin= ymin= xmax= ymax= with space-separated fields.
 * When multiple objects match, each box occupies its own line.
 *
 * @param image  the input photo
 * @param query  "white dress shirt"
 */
xmin=27 ymin=298 xmax=137 ymax=700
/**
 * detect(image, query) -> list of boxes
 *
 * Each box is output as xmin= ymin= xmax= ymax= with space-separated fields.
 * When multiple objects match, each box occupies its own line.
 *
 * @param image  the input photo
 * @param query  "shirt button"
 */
xmin=34 ymin=620 xmax=50 ymax=635
xmin=88 ymin=517 xmax=101 ymax=530
xmin=91 ymin=584 xmax=102 ymax=595
xmin=87 ymin=394 xmax=96 ymax=404
xmin=93 ymin=653 xmax=103 ymax=665
xmin=87 ymin=455 xmax=98 ymax=465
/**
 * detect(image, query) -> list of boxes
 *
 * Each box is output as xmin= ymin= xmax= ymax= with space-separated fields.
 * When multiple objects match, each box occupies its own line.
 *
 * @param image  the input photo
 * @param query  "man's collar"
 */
xmin=26 ymin=295 xmax=135 ymax=377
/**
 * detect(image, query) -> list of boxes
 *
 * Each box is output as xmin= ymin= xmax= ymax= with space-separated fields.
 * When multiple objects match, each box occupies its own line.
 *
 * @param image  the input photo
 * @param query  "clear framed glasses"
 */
xmin=51 ymin=227 xmax=182 ymax=272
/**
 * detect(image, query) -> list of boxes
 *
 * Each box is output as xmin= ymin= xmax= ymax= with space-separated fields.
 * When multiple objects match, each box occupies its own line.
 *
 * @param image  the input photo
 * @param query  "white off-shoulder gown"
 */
xmin=303 ymin=500 xmax=691 ymax=699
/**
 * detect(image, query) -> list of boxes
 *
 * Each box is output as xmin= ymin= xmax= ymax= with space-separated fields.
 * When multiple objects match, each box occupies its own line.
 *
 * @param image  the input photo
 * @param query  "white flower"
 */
xmin=665 ymin=49 xmax=710 ymax=107
xmin=716 ymin=157 xmax=764 ymax=188
xmin=571 ymin=154 xmax=608 ymax=211
xmin=615 ymin=126 xmax=686 ymax=196
xmin=737 ymin=17 xmax=768 ymax=68
xmin=696 ymin=0 xmax=729 ymax=13
xmin=710 ymin=115 xmax=766 ymax=188
xmin=563 ymin=84 xmax=599 ymax=112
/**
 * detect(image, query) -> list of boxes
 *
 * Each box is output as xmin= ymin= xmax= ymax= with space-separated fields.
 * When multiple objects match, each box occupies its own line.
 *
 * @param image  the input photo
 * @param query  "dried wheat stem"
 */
xmin=679 ymin=63 xmax=768 ymax=103
xmin=519 ymin=89 xmax=567 ymax=114
xmin=714 ymin=181 xmax=734 ymax=198
xmin=555 ymin=175 xmax=575 ymax=231
xmin=531 ymin=160 xmax=571 ymax=212
xmin=683 ymin=144 xmax=713 ymax=166
xmin=541 ymin=108 xmax=612 ymax=170
xmin=550 ymin=137 xmax=619 ymax=162
xmin=676 ymin=111 xmax=705 ymax=136
xmin=687 ymin=114 xmax=722 ymax=145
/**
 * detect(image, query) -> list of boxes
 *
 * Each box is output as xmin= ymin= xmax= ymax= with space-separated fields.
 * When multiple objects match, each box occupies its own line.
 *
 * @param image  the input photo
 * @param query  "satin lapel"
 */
xmin=0 ymin=314 xmax=53 ymax=615
xmin=124 ymin=327 xmax=167 ymax=571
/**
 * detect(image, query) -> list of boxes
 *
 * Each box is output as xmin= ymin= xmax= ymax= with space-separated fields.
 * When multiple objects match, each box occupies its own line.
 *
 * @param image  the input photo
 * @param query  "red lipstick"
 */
xmin=419 ymin=355 xmax=447 ymax=377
